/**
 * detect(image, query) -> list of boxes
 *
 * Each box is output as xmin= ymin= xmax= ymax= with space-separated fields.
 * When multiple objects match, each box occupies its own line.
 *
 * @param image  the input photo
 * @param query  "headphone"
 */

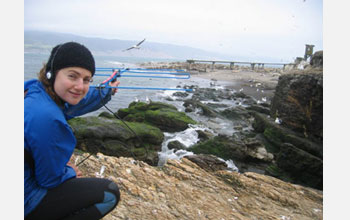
xmin=46 ymin=44 xmax=63 ymax=80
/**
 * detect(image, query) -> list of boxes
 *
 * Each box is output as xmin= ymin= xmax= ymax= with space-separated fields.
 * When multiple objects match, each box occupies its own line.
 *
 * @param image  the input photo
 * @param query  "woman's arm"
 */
xmin=26 ymin=113 xmax=78 ymax=188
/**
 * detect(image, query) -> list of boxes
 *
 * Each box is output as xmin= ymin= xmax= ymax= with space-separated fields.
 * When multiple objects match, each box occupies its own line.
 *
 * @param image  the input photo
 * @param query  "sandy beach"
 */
xmin=190 ymin=69 xmax=282 ymax=102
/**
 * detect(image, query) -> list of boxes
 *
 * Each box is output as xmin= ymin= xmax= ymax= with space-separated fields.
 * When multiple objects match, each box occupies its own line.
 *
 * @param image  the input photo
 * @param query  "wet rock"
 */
xmin=68 ymin=116 xmax=164 ymax=165
xmin=172 ymin=92 xmax=189 ymax=98
xmin=196 ymin=129 xmax=215 ymax=142
xmin=276 ymin=143 xmax=323 ymax=190
xmin=206 ymin=102 xmax=230 ymax=109
xmin=117 ymin=101 xmax=197 ymax=132
xmin=252 ymin=112 xmax=322 ymax=158
xmin=191 ymin=88 xmax=227 ymax=101
xmin=244 ymin=138 xmax=274 ymax=163
xmin=251 ymin=112 xmax=323 ymax=189
xmin=246 ymin=103 xmax=270 ymax=115
xmin=184 ymin=154 xmax=228 ymax=172
xmin=183 ymin=87 xmax=258 ymax=120
xmin=270 ymin=71 xmax=323 ymax=143
xmin=71 ymin=153 xmax=323 ymax=220
xmin=233 ymin=91 xmax=250 ymax=99
xmin=184 ymin=106 xmax=194 ymax=112
xmin=188 ymin=135 xmax=247 ymax=161
xmin=98 ymin=111 xmax=115 ymax=119
xmin=145 ymin=108 xmax=196 ymax=132
xmin=252 ymin=69 xmax=323 ymax=190
xmin=183 ymin=100 xmax=218 ymax=117
xmin=219 ymin=106 xmax=251 ymax=121
xmin=165 ymin=97 xmax=174 ymax=101
xmin=188 ymin=134 xmax=273 ymax=174
xmin=167 ymin=140 xmax=186 ymax=151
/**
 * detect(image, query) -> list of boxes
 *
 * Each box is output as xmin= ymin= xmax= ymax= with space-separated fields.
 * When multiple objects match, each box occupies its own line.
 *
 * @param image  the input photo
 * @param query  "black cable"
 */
xmin=97 ymin=86 xmax=149 ymax=158
xmin=76 ymin=153 xmax=93 ymax=167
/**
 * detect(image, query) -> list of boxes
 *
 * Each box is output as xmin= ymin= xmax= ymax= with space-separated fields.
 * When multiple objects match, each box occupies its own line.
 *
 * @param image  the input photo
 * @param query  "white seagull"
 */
xmin=275 ymin=117 xmax=282 ymax=124
xmin=123 ymin=38 xmax=146 ymax=51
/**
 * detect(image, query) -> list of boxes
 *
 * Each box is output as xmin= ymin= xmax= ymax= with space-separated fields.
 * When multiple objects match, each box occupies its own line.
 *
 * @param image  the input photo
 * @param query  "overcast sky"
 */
xmin=24 ymin=0 xmax=323 ymax=62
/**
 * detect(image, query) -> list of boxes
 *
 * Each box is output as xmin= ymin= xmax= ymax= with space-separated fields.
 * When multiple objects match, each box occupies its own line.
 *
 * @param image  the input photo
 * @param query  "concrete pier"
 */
xmin=186 ymin=59 xmax=293 ymax=71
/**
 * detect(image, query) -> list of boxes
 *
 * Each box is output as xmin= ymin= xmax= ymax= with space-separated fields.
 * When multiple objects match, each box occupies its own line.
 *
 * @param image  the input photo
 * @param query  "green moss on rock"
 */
xmin=265 ymin=164 xmax=293 ymax=183
xmin=145 ymin=109 xmax=196 ymax=132
xmin=68 ymin=116 xmax=164 ymax=165
xmin=117 ymin=101 xmax=197 ymax=132
xmin=188 ymin=136 xmax=238 ymax=161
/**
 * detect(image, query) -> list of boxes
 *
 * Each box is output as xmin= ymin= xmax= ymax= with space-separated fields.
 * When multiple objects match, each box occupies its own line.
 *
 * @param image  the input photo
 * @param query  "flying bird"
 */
xmin=123 ymin=38 xmax=146 ymax=51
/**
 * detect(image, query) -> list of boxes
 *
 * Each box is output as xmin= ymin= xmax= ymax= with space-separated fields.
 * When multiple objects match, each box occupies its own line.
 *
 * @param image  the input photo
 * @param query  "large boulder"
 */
xmin=252 ymin=69 xmax=323 ymax=190
xmin=251 ymin=112 xmax=323 ymax=190
xmin=183 ymin=99 xmax=218 ymax=117
xmin=270 ymin=70 xmax=323 ymax=143
xmin=219 ymin=106 xmax=252 ymax=122
xmin=252 ymin=112 xmax=322 ymax=158
xmin=187 ymin=134 xmax=274 ymax=174
xmin=276 ymin=143 xmax=323 ymax=189
xmin=68 ymin=116 xmax=164 ymax=165
xmin=184 ymin=154 xmax=229 ymax=172
xmin=117 ymin=101 xmax=196 ymax=132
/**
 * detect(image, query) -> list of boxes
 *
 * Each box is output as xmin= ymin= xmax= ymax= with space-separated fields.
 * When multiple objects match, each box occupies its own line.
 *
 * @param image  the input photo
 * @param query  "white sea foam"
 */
xmin=157 ymin=125 xmax=209 ymax=166
xmin=162 ymin=124 xmax=206 ymax=150
xmin=157 ymin=125 xmax=239 ymax=171
xmin=225 ymin=159 xmax=239 ymax=172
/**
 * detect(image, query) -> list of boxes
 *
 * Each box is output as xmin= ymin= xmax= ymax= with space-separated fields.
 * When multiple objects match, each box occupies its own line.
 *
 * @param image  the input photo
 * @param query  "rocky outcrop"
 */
xmin=252 ymin=112 xmax=323 ymax=189
xmin=179 ymin=71 xmax=323 ymax=190
xmin=117 ymin=101 xmax=197 ymax=132
xmin=188 ymin=134 xmax=274 ymax=174
xmin=254 ymin=70 xmax=323 ymax=190
xmin=270 ymin=70 xmax=323 ymax=143
xmin=68 ymin=116 xmax=164 ymax=165
xmin=184 ymin=154 xmax=229 ymax=172
xmin=167 ymin=140 xmax=186 ymax=151
xmin=68 ymin=101 xmax=197 ymax=165
xmin=252 ymin=112 xmax=322 ymax=159
xmin=71 ymin=152 xmax=323 ymax=220
xmin=276 ymin=143 xmax=323 ymax=189
xmin=183 ymin=99 xmax=218 ymax=117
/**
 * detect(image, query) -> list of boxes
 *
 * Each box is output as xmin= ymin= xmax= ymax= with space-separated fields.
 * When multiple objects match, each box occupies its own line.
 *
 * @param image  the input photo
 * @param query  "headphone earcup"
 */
xmin=46 ymin=71 xmax=52 ymax=80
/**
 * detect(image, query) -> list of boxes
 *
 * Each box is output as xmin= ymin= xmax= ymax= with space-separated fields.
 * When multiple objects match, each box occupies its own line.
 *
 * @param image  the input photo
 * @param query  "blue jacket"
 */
xmin=24 ymin=79 xmax=113 ymax=216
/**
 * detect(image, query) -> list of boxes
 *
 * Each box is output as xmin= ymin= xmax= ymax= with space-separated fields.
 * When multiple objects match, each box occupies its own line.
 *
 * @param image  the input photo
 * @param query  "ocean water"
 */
xmin=24 ymin=52 xmax=239 ymax=170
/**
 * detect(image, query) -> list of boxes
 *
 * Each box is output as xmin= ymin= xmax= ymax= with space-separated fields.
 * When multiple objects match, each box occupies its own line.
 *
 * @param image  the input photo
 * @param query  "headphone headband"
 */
xmin=46 ymin=44 xmax=63 ymax=81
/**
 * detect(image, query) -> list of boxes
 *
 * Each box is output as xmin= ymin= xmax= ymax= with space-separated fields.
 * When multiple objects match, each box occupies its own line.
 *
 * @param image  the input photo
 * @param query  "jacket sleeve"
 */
xmin=26 ymin=114 xmax=77 ymax=189
xmin=64 ymin=87 xmax=113 ymax=119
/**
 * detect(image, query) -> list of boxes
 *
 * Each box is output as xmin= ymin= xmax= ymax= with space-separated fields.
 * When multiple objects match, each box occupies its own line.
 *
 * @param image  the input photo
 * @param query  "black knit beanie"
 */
xmin=45 ymin=42 xmax=95 ymax=82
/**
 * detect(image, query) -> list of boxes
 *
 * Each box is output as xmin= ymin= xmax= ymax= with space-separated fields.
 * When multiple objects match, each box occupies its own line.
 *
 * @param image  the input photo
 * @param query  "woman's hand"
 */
xmin=67 ymin=161 xmax=83 ymax=178
xmin=109 ymin=80 xmax=120 ymax=95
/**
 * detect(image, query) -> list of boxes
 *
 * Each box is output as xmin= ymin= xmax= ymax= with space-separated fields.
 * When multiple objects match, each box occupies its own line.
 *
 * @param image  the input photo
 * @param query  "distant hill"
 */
xmin=24 ymin=31 xmax=234 ymax=60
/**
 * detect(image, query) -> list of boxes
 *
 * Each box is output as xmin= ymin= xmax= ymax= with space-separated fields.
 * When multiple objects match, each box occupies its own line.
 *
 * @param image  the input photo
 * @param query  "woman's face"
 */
xmin=54 ymin=67 xmax=92 ymax=105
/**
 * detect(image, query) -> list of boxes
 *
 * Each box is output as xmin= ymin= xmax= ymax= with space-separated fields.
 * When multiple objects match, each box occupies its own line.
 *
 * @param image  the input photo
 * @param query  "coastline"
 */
xmin=139 ymin=61 xmax=283 ymax=102
xmin=190 ymin=69 xmax=281 ymax=102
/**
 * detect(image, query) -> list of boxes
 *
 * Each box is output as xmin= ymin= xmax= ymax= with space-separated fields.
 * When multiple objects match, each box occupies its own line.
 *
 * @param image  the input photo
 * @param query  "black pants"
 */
xmin=25 ymin=178 xmax=120 ymax=220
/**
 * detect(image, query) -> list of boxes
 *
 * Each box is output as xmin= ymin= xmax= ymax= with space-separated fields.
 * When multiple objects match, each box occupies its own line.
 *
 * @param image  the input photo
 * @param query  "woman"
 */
xmin=24 ymin=42 xmax=120 ymax=219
